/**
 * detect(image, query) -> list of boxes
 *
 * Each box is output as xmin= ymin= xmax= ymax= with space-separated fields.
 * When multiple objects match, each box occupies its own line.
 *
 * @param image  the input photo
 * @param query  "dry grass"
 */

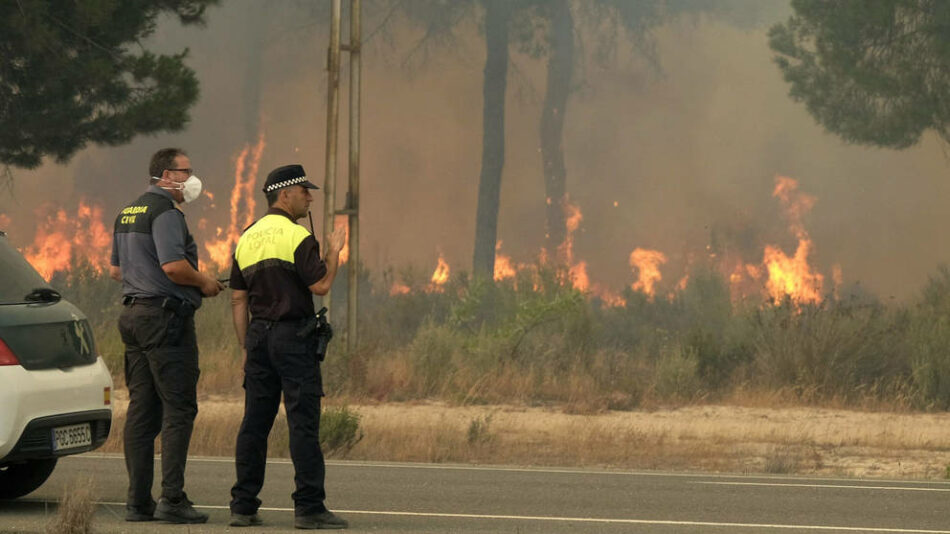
xmin=101 ymin=392 xmax=950 ymax=480
xmin=45 ymin=477 xmax=96 ymax=534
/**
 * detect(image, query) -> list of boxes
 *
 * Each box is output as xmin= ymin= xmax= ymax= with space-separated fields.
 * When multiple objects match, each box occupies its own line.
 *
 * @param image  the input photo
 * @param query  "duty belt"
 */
xmin=122 ymin=295 xmax=194 ymax=317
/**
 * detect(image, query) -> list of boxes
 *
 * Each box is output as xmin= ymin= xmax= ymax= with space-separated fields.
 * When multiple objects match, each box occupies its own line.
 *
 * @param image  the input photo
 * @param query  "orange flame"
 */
xmin=204 ymin=134 xmax=266 ymax=271
xmin=494 ymin=254 xmax=516 ymax=281
xmin=428 ymin=254 xmax=450 ymax=290
xmin=389 ymin=281 xmax=411 ymax=296
xmin=763 ymin=242 xmax=823 ymax=304
xmin=629 ymin=248 xmax=667 ymax=299
xmin=557 ymin=196 xmax=582 ymax=266
xmin=569 ymin=261 xmax=590 ymax=292
xmin=555 ymin=196 xmax=594 ymax=293
xmin=676 ymin=274 xmax=689 ymax=291
xmin=591 ymin=284 xmax=626 ymax=307
xmin=494 ymin=241 xmax=517 ymax=281
xmin=21 ymin=199 xmax=111 ymax=280
xmin=761 ymin=176 xmax=824 ymax=305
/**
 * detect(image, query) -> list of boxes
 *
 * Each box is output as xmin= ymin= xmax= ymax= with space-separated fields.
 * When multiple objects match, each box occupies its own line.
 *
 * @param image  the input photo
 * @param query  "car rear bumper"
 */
xmin=0 ymin=357 xmax=113 ymax=462
xmin=0 ymin=409 xmax=111 ymax=464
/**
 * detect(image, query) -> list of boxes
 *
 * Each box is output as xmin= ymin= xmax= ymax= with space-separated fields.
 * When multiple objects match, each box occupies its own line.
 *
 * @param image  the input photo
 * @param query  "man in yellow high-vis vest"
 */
xmin=227 ymin=164 xmax=347 ymax=529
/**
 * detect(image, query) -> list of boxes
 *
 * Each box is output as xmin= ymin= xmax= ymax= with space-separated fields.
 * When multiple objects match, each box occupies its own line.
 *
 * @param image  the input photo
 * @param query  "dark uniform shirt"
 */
xmin=111 ymin=185 xmax=202 ymax=308
xmin=229 ymin=207 xmax=326 ymax=321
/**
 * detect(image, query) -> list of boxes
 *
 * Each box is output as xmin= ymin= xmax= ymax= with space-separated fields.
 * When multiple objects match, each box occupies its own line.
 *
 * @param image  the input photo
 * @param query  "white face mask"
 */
xmin=155 ymin=175 xmax=203 ymax=203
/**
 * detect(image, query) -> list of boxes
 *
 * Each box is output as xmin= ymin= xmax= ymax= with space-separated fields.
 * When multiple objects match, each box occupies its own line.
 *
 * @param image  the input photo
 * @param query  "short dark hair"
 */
xmin=265 ymin=189 xmax=280 ymax=206
xmin=149 ymin=148 xmax=187 ymax=179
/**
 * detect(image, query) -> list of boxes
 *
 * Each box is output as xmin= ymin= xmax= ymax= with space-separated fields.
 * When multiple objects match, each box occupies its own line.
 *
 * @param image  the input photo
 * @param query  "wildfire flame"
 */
xmin=428 ymin=254 xmax=450 ymax=291
xmin=496 ymin=202 xmax=623 ymax=305
xmin=555 ymin=196 xmax=594 ymax=294
xmin=389 ymin=253 xmax=452 ymax=295
xmin=494 ymin=253 xmax=516 ymax=281
xmin=761 ymin=175 xmax=824 ymax=305
xmin=494 ymin=241 xmax=517 ymax=281
xmin=9 ymin=159 xmax=838 ymax=312
xmin=557 ymin=196 xmax=582 ymax=267
xmin=719 ymin=175 xmax=834 ymax=306
xmin=592 ymin=283 xmax=626 ymax=307
xmin=204 ymin=134 xmax=266 ymax=271
xmin=569 ymin=261 xmax=590 ymax=292
xmin=762 ymin=242 xmax=822 ymax=304
xmin=21 ymin=199 xmax=111 ymax=281
xmin=676 ymin=274 xmax=689 ymax=291
xmin=389 ymin=281 xmax=411 ymax=296
xmin=629 ymin=248 xmax=668 ymax=299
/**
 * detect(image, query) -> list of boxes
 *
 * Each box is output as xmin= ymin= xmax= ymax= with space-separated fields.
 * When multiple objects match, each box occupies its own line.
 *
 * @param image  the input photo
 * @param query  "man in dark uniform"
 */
xmin=109 ymin=147 xmax=224 ymax=524
xmin=228 ymin=164 xmax=347 ymax=529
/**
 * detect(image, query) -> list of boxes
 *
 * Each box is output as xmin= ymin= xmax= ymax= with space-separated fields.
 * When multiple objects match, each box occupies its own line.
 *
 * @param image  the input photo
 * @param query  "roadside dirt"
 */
xmin=105 ymin=393 xmax=950 ymax=480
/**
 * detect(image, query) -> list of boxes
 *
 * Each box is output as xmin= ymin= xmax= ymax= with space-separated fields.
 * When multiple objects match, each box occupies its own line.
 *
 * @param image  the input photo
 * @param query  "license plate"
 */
xmin=51 ymin=423 xmax=92 ymax=451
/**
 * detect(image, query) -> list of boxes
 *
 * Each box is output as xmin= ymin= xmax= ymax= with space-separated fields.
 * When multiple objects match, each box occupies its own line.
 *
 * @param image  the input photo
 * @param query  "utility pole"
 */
xmin=323 ymin=0 xmax=341 ymax=319
xmin=345 ymin=0 xmax=361 ymax=353
xmin=323 ymin=0 xmax=361 ymax=353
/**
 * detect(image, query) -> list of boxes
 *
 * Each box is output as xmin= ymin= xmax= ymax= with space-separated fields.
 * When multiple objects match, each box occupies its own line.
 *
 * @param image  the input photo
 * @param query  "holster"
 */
xmin=296 ymin=308 xmax=333 ymax=361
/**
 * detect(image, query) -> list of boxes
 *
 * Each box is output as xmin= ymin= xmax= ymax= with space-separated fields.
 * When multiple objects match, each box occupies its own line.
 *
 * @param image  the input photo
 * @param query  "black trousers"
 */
xmin=119 ymin=303 xmax=199 ymax=509
xmin=230 ymin=320 xmax=326 ymax=517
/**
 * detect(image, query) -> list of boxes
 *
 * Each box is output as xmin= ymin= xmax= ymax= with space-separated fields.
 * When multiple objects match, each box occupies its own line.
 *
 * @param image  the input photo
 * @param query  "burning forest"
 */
xmin=4 ymin=162 xmax=838 ymax=313
xmin=6 ymin=1 xmax=950 ymax=415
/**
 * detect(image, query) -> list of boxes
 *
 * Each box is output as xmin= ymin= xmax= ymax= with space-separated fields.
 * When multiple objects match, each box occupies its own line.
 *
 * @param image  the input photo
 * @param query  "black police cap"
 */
xmin=262 ymin=164 xmax=319 ymax=193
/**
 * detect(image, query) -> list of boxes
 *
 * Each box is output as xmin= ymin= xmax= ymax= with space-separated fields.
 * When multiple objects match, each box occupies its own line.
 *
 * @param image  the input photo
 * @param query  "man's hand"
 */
xmin=162 ymin=259 xmax=225 ymax=296
xmin=200 ymin=275 xmax=225 ymax=297
xmin=328 ymin=225 xmax=346 ymax=255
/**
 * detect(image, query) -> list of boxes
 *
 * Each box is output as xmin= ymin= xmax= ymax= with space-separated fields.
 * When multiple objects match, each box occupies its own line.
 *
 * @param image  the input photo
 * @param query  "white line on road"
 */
xmin=92 ymin=501 xmax=950 ymax=533
xmin=697 ymin=481 xmax=950 ymax=493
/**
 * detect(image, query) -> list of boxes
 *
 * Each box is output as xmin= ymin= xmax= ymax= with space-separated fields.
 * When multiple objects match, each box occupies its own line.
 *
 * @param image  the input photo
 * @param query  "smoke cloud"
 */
xmin=2 ymin=1 xmax=948 ymax=301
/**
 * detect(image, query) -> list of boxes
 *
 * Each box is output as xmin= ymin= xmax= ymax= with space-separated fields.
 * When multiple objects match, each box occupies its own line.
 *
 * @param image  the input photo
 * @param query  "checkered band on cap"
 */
xmin=264 ymin=176 xmax=308 ymax=192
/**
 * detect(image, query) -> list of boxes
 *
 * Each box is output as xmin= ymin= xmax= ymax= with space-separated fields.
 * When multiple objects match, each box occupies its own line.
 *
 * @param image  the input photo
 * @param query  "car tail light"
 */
xmin=0 ymin=338 xmax=20 ymax=366
xmin=104 ymin=387 xmax=111 ymax=405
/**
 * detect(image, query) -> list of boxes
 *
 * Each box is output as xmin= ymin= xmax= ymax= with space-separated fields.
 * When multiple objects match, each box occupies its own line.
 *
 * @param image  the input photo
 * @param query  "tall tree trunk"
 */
xmin=472 ymin=0 xmax=511 ymax=279
xmin=540 ymin=0 xmax=573 ymax=260
xmin=242 ymin=2 xmax=266 ymax=142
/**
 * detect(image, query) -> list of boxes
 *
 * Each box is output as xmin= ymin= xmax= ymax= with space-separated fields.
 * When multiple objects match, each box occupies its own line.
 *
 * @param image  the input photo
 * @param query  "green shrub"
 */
xmin=653 ymin=344 xmax=701 ymax=401
xmin=747 ymin=298 xmax=906 ymax=402
xmin=48 ymin=255 xmax=950 ymax=412
xmin=908 ymin=271 xmax=950 ymax=409
xmin=320 ymin=405 xmax=363 ymax=456
xmin=408 ymin=322 xmax=462 ymax=396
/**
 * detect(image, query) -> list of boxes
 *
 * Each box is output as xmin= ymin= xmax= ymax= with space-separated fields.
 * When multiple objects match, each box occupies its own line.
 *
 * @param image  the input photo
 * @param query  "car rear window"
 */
xmin=0 ymin=234 xmax=51 ymax=304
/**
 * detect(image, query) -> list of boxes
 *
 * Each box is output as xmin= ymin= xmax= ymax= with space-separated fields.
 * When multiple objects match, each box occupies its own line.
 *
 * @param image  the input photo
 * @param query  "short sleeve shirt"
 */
xmin=230 ymin=207 xmax=327 ymax=321
xmin=111 ymin=186 xmax=202 ymax=308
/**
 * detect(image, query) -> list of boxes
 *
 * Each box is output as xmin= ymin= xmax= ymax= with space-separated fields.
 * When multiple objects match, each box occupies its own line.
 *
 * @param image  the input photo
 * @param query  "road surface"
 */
xmin=1 ymin=454 xmax=949 ymax=533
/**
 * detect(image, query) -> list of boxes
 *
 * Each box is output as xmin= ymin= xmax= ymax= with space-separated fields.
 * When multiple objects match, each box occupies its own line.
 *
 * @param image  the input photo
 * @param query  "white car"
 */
xmin=0 ymin=230 xmax=113 ymax=499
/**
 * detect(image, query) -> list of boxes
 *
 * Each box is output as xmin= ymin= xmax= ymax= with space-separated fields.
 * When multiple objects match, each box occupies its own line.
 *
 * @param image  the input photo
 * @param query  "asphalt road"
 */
xmin=2 ymin=454 xmax=950 ymax=533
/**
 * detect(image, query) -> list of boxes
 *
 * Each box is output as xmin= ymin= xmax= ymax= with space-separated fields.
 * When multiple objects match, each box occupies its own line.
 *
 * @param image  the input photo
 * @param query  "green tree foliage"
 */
xmin=769 ymin=0 xmax=950 ymax=149
xmin=0 ymin=0 xmax=218 ymax=169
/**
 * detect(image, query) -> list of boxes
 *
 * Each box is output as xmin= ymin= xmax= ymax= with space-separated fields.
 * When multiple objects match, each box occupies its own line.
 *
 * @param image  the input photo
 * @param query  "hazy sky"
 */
xmin=3 ymin=0 xmax=948 ymax=301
